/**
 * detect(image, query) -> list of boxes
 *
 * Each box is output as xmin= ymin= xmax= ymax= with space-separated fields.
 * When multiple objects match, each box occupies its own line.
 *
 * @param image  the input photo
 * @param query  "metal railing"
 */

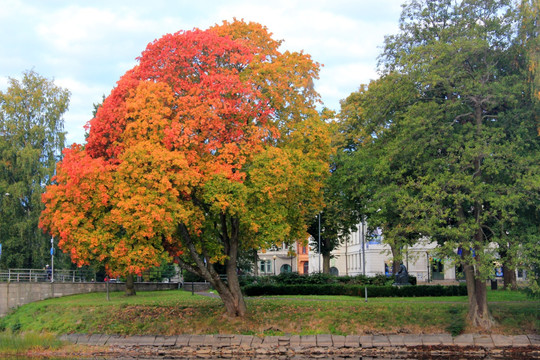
xmin=0 ymin=268 xmax=95 ymax=283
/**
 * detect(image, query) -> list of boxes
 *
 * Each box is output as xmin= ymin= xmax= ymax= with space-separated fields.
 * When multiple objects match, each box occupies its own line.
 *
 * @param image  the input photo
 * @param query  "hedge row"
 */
xmin=239 ymin=272 xmax=417 ymax=287
xmin=242 ymin=283 xmax=467 ymax=297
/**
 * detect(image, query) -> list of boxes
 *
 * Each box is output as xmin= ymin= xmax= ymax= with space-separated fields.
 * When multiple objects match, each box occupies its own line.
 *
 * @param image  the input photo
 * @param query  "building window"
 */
xmin=259 ymin=260 xmax=271 ymax=274
xmin=302 ymin=246 xmax=307 ymax=254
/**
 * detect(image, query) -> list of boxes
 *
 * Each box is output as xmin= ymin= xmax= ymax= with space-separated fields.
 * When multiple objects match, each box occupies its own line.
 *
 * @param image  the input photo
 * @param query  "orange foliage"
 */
xmin=40 ymin=20 xmax=330 ymax=277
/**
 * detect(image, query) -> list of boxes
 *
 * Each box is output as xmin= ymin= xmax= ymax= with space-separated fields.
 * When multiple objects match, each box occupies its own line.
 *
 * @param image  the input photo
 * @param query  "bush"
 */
xmin=242 ymin=283 xmax=467 ymax=298
xmin=239 ymin=273 xmax=413 ymax=287
xmin=183 ymin=271 xmax=206 ymax=282
xmin=274 ymin=272 xmax=305 ymax=284
xmin=370 ymin=274 xmax=394 ymax=286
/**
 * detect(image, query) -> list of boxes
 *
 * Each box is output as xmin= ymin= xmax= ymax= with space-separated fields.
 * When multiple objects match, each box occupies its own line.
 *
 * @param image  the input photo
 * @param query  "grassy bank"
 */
xmin=0 ymin=289 xmax=537 ymax=337
xmin=0 ymin=331 xmax=64 ymax=355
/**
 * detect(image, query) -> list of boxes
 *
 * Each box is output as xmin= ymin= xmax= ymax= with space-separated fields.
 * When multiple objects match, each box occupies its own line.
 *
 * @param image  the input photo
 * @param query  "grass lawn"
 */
xmin=0 ymin=289 xmax=537 ymax=337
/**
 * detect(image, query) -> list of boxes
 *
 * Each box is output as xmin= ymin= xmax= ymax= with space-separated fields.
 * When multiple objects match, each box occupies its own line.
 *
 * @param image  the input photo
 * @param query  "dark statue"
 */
xmin=394 ymin=263 xmax=410 ymax=285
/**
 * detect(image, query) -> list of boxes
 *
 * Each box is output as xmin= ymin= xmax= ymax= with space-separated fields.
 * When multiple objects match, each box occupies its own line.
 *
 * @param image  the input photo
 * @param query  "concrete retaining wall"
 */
xmin=0 ymin=282 xmax=179 ymax=317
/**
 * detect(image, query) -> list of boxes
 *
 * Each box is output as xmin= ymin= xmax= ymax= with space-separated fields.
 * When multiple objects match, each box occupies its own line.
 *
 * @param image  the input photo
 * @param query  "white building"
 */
xmin=308 ymin=222 xmax=458 ymax=283
xmin=258 ymin=222 xmax=527 ymax=283
xmin=257 ymin=242 xmax=299 ymax=276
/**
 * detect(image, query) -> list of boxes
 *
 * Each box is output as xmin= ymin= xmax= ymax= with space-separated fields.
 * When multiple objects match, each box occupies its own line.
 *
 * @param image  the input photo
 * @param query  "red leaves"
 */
xmin=40 ymin=20 xmax=329 ymax=278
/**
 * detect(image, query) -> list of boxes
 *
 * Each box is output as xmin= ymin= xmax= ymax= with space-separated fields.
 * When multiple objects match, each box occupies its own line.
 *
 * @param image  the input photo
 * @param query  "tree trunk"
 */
xmin=463 ymin=106 xmax=494 ymax=329
xmin=253 ymin=249 xmax=259 ymax=277
xmin=463 ymin=247 xmax=494 ymax=329
xmin=220 ymin=262 xmax=247 ymax=317
xmin=390 ymin=244 xmax=401 ymax=275
xmin=124 ymin=274 xmax=136 ymax=296
xmin=176 ymin=220 xmax=246 ymax=317
xmin=502 ymin=264 xmax=517 ymax=290
xmin=499 ymin=245 xmax=518 ymax=290
xmin=322 ymin=253 xmax=331 ymax=274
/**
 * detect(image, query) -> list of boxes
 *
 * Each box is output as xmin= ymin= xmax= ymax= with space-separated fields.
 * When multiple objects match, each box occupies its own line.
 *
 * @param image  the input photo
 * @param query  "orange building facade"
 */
xmin=296 ymin=242 xmax=309 ymax=274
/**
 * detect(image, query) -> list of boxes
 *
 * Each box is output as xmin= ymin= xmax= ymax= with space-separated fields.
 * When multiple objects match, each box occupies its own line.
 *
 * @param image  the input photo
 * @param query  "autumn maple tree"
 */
xmin=40 ymin=20 xmax=330 ymax=315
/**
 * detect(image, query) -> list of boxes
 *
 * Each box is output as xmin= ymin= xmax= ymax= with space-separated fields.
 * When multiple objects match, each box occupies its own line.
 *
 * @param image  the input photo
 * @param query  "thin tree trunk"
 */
xmin=499 ymin=244 xmax=518 ymax=290
xmin=322 ymin=254 xmax=331 ymax=274
xmin=253 ymin=249 xmax=259 ymax=277
xmin=391 ymin=244 xmax=401 ymax=275
xmin=502 ymin=264 xmax=517 ymax=290
xmin=124 ymin=274 xmax=136 ymax=296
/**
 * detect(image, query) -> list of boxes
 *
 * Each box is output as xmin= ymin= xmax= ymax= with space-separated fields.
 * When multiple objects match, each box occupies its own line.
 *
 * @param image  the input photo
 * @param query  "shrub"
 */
xmin=242 ymin=283 xmax=467 ymax=297
xmin=305 ymin=273 xmax=338 ymax=284
xmin=369 ymin=274 xmax=394 ymax=286
xmin=274 ymin=272 xmax=305 ymax=284
xmin=182 ymin=271 xmax=206 ymax=282
xmin=240 ymin=273 xmax=415 ymax=287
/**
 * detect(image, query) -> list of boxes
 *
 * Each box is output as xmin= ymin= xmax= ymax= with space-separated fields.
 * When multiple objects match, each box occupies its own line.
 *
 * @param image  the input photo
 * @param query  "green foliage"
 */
xmin=183 ymin=270 xmax=206 ymax=282
xmin=0 ymin=70 xmax=70 ymax=269
xmin=0 ymin=331 xmax=64 ymax=353
xmin=0 ymin=289 xmax=536 ymax=336
xmin=242 ymin=283 xmax=466 ymax=297
xmin=306 ymin=164 xmax=358 ymax=272
xmin=239 ymin=273 xmax=407 ymax=287
xmin=335 ymin=0 xmax=539 ymax=326
xmin=446 ymin=307 xmax=466 ymax=336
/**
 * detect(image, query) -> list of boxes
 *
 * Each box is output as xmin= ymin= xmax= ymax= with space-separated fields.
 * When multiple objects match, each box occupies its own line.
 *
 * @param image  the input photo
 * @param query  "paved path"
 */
xmin=60 ymin=333 xmax=540 ymax=358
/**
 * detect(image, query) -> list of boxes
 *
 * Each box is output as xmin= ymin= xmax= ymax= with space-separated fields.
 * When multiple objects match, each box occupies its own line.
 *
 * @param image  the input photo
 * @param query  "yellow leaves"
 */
xmin=41 ymin=20 xmax=332 ymax=278
xmin=123 ymin=81 xmax=176 ymax=147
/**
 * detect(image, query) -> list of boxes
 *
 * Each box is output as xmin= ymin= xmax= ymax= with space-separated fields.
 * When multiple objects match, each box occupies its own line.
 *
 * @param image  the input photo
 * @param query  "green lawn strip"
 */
xmin=0 ymin=331 xmax=64 ymax=354
xmin=0 ymin=289 xmax=535 ymax=337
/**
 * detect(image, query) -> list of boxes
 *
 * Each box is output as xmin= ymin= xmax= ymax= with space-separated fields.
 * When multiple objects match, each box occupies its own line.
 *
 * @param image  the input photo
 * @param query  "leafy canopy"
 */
xmin=40 ymin=21 xmax=330 ymax=278
xmin=1 ymin=70 xmax=69 ymax=268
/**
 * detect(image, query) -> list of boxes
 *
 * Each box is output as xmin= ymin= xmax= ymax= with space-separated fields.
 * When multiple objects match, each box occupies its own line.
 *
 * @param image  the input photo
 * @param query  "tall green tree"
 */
xmin=307 ymin=195 xmax=354 ymax=274
xmin=513 ymin=0 xmax=540 ymax=294
xmin=0 ymin=70 xmax=69 ymax=268
xmin=335 ymin=74 xmax=422 ymax=276
xmin=376 ymin=0 xmax=539 ymax=328
xmin=306 ymin=110 xmax=357 ymax=274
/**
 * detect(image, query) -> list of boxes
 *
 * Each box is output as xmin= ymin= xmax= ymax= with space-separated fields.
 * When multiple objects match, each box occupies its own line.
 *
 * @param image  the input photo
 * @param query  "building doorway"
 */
xmin=431 ymin=260 xmax=444 ymax=280
xmin=302 ymin=261 xmax=309 ymax=274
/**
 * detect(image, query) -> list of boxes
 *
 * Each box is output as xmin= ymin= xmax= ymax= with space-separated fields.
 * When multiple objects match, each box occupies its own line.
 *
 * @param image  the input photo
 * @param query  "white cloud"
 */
xmin=1 ymin=0 xmax=403 ymax=144
xmin=54 ymin=77 xmax=112 ymax=145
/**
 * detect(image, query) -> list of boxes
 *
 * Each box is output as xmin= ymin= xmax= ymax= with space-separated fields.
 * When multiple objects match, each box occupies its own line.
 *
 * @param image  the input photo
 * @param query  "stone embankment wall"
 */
xmin=0 ymin=282 xmax=184 ymax=316
xmin=60 ymin=333 xmax=540 ymax=358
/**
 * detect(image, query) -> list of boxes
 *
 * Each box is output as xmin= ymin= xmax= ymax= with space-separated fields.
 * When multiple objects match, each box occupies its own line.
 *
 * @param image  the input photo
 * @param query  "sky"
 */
xmin=0 ymin=0 xmax=403 ymax=145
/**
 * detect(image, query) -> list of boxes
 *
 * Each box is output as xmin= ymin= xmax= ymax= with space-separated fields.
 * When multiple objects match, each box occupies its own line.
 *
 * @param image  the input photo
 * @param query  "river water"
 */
xmin=2 ymin=356 xmax=535 ymax=360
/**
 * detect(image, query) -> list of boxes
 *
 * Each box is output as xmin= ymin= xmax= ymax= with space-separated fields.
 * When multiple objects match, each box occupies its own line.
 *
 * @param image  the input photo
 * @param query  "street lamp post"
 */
xmin=273 ymin=255 xmax=276 ymax=275
xmin=318 ymin=212 xmax=321 ymax=273
xmin=426 ymin=251 xmax=430 ymax=283
xmin=50 ymin=237 xmax=54 ymax=283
